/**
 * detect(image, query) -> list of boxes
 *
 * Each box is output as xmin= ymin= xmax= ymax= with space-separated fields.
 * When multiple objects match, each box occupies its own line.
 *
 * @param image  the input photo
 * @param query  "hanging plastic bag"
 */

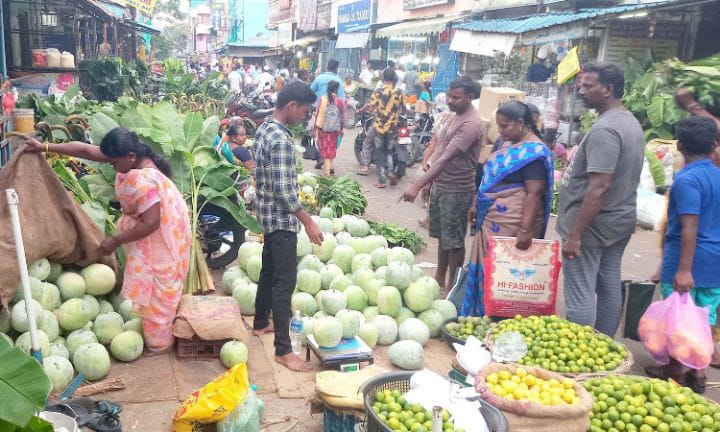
xmin=667 ymin=292 xmax=714 ymax=369
xmin=639 ymin=291 xmax=713 ymax=369
xmin=217 ymin=385 xmax=265 ymax=432
xmin=172 ymin=363 xmax=250 ymax=432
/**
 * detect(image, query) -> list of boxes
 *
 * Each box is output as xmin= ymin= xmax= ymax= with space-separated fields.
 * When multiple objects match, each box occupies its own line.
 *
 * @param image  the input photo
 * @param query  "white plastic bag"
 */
xmin=217 ymin=387 xmax=265 ymax=432
xmin=454 ymin=336 xmax=491 ymax=378
xmin=491 ymin=331 xmax=527 ymax=363
xmin=636 ymin=188 xmax=666 ymax=231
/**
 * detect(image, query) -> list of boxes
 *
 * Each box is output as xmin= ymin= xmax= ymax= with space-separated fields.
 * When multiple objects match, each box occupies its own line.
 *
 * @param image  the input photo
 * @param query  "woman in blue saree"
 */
xmin=462 ymin=101 xmax=554 ymax=316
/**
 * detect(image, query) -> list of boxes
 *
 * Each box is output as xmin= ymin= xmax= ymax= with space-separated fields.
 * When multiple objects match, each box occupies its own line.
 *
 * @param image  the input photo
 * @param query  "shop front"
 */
xmin=333 ymin=0 xmax=373 ymax=78
xmin=374 ymin=15 xmax=461 ymax=94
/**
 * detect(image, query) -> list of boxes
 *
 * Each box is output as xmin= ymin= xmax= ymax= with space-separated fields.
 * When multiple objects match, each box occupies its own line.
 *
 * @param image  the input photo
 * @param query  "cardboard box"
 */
xmin=475 ymin=87 xmax=526 ymax=122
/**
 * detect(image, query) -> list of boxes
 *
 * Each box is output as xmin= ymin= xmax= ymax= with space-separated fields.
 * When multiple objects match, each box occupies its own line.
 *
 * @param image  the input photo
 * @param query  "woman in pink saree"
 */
xmin=28 ymin=128 xmax=191 ymax=353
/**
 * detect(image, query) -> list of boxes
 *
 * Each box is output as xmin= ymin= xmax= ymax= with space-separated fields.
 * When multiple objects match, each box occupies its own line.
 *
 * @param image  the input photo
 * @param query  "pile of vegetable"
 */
xmin=624 ymin=53 xmax=720 ymax=140
xmin=490 ymin=315 xmax=628 ymax=374
xmin=222 ymin=210 xmax=451 ymax=371
xmin=316 ymin=176 xmax=368 ymax=217
xmin=584 ymin=375 xmax=720 ymax=432
xmin=297 ymin=172 xmax=319 ymax=210
xmin=371 ymin=390 xmax=463 ymax=432
xmin=369 ymin=221 xmax=425 ymax=255
xmin=0 ymin=258 xmax=143 ymax=391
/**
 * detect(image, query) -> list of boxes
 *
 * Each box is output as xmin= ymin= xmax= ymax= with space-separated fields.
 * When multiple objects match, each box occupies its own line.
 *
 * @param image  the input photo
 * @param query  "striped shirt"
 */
xmin=253 ymin=119 xmax=303 ymax=234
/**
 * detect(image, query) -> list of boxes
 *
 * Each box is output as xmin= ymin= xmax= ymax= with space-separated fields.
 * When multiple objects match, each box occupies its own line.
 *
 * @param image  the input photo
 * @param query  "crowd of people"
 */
xmin=22 ymin=56 xmax=720 ymax=384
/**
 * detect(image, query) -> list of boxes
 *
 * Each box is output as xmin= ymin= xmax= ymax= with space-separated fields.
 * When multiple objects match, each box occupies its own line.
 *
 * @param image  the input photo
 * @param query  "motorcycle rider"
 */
xmin=361 ymin=68 xmax=405 ymax=188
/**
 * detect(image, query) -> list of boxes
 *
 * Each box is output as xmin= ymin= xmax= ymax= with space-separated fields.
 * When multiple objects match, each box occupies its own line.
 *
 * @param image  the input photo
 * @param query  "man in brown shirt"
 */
xmin=399 ymin=76 xmax=484 ymax=291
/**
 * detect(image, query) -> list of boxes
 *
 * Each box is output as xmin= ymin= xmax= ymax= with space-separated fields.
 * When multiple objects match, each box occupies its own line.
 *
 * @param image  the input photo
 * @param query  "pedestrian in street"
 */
xmin=396 ymin=64 xmax=407 ymax=92
xmin=398 ymin=76 xmax=484 ymax=292
xmin=405 ymin=65 xmax=420 ymax=97
xmin=228 ymin=64 xmax=242 ymax=93
xmin=557 ymin=63 xmax=645 ymax=336
xmin=462 ymin=101 xmax=554 ymax=316
xmin=364 ymin=68 xmax=405 ymax=188
xmin=310 ymin=59 xmax=346 ymax=99
xmin=314 ymin=81 xmax=344 ymax=176
xmin=252 ymin=82 xmax=323 ymax=372
xmin=26 ymin=129 xmax=191 ymax=354
xmin=644 ymin=116 xmax=720 ymax=393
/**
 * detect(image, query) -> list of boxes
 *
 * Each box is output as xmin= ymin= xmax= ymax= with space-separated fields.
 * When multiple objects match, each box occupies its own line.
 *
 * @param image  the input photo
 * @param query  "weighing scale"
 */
xmin=305 ymin=335 xmax=374 ymax=370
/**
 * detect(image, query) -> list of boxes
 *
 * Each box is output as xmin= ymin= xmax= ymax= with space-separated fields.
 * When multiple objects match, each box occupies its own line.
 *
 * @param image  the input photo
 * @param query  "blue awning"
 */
xmin=456 ymin=2 xmax=670 ymax=34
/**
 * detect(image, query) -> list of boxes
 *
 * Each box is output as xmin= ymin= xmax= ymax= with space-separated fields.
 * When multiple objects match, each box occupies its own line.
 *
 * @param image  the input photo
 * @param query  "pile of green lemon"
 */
xmin=444 ymin=316 xmax=494 ymax=341
xmin=371 ymin=389 xmax=463 ymax=432
xmin=584 ymin=375 xmax=720 ymax=432
xmin=492 ymin=315 xmax=628 ymax=374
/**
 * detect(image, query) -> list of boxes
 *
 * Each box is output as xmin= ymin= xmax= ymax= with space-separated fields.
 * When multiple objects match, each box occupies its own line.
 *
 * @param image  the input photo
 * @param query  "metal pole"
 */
xmin=0 ymin=0 xmax=7 ymax=78
xmin=6 ymin=189 xmax=42 ymax=362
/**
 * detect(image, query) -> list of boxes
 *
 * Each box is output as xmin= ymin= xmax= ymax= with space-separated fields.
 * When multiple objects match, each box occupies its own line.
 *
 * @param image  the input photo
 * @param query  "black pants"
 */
xmin=254 ymin=230 xmax=297 ymax=356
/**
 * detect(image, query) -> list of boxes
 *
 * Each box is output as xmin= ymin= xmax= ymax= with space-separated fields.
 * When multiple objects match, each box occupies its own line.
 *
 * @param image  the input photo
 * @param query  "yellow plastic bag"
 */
xmin=172 ymin=363 xmax=250 ymax=432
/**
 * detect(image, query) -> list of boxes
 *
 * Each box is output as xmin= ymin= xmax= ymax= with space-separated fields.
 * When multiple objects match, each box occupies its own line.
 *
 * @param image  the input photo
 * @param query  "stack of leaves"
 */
xmin=368 ymin=221 xmax=425 ymax=254
xmin=624 ymin=53 xmax=720 ymax=140
xmin=85 ymin=102 xmax=261 ymax=294
xmin=316 ymin=176 xmax=367 ymax=216
xmin=667 ymin=54 xmax=720 ymax=116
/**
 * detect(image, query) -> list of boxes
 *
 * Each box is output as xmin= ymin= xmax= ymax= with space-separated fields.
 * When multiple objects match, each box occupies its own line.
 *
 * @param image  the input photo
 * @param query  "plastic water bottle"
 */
xmin=290 ymin=310 xmax=303 ymax=355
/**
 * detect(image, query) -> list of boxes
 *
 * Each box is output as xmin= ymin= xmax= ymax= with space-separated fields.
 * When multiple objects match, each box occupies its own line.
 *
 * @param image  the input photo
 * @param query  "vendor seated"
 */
xmin=220 ymin=125 xmax=254 ymax=170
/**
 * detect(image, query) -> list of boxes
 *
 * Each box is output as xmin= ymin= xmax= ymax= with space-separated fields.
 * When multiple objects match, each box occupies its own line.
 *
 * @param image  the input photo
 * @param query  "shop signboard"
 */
xmin=269 ymin=30 xmax=279 ymax=47
xmin=337 ymin=0 xmax=371 ymax=33
xmin=403 ymin=0 xmax=453 ymax=10
xmin=298 ymin=0 xmax=318 ymax=31
xmin=278 ymin=22 xmax=293 ymax=45
xmin=269 ymin=0 xmax=293 ymax=24
xmin=475 ymin=0 xmax=536 ymax=11
xmin=316 ymin=1 xmax=332 ymax=30
xmin=521 ymin=22 xmax=587 ymax=46
xmin=114 ymin=0 xmax=159 ymax=16
xmin=602 ymin=20 xmax=686 ymax=65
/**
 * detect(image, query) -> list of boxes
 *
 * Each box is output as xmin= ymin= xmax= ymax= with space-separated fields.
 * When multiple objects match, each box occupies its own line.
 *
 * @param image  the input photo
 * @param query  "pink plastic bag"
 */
xmin=638 ymin=291 xmax=713 ymax=369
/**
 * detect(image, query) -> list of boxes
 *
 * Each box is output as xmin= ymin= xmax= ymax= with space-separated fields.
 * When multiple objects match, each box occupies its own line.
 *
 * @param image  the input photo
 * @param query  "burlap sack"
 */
xmin=475 ymin=363 xmax=592 ymax=432
xmin=0 ymin=146 xmax=115 ymax=308
xmin=173 ymin=295 xmax=248 ymax=341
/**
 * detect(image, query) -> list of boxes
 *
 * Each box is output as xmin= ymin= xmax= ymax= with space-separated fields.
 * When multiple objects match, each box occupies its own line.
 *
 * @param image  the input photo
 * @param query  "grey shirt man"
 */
xmin=556 ymin=107 xmax=645 ymax=246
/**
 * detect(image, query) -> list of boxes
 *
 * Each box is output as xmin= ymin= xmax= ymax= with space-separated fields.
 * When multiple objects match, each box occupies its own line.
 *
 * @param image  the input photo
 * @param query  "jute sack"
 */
xmin=0 ymin=146 xmax=116 ymax=308
xmin=475 ymin=363 xmax=592 ymax=432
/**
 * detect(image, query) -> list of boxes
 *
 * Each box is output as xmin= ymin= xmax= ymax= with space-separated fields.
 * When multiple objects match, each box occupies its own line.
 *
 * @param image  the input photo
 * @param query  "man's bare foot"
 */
xmin=253 ymin=323 xmax=274 ymax=336
xmin=143 ymin=346 xmax=173 ymax=357
xmin=275 ymin=353 xmax=312 ymax=372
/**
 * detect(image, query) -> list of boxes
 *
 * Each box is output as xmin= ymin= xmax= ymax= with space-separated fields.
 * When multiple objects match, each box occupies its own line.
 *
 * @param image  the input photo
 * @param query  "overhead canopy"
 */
xmin=130 ymin=20 xmax=161 ymax=35
xmin=375 ymin=15 xmax=458 ymax=39
xmin=335 ymin=32 xmax=370 ymax=49
xmin=282 ymin=35 xmax=323 ymax=49
xmin=456 ymin=2 xmax=669 ymax=34
xmin=449 ymin=29 xmax=516 ymax=57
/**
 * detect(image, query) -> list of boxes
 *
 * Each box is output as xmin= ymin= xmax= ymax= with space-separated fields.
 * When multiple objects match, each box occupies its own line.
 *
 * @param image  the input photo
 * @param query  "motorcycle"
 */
xmin=354 ymin=113 xmax=410 ymax=179
xmin=408 ymin=113 xmax=434 ymax=167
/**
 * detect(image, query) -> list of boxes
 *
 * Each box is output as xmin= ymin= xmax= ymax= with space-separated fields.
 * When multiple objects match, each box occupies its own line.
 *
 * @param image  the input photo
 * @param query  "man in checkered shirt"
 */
xmin=253 ymin=81 xmax=323 ymax=372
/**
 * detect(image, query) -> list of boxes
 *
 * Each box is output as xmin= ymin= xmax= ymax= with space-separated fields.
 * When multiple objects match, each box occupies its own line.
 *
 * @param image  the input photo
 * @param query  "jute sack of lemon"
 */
xmin=475 ymin=363 xmax=593 ymax=432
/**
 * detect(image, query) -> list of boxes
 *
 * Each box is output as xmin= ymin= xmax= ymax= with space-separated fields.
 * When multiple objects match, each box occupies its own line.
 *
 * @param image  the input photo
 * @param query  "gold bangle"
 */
xmin=45 ymin=142 xmax=49 ymax=154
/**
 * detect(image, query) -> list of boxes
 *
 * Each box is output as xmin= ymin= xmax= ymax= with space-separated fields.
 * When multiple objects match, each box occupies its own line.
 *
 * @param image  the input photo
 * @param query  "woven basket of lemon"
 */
xmin=485 ymin=315 xmax=633 ymax=379
xmin=475 ymin=363 xmax=593 ymax=432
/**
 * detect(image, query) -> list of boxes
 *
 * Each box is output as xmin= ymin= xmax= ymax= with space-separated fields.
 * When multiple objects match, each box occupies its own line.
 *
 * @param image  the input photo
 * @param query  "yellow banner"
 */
xmin=557 ymin=46 xmax=580 ymax=85
xmin=116 ymin=0 xmax=159 ymax=16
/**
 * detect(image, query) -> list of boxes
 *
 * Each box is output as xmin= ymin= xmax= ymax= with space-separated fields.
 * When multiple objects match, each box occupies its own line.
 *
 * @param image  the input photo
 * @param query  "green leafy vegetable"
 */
xmin=368 ymin=221 xmax=425 ymax=254
xmin=316 ymin=176 xmax=368 ymax=216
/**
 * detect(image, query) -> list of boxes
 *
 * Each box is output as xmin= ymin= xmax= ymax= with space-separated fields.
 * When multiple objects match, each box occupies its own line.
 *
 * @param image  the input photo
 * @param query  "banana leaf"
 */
xmin=0 ymin=337 xmax=52 ymax=427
